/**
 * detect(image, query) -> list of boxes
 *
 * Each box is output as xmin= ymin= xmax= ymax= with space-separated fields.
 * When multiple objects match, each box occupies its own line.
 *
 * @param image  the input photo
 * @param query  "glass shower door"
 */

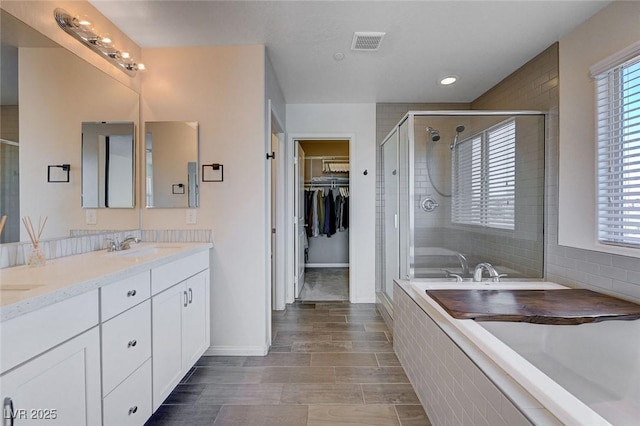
xmin=382 ymin=130 xmax=399 ymax=301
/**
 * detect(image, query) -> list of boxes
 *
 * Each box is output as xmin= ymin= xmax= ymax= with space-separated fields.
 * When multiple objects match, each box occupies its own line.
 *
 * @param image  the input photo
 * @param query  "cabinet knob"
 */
xmin=127 ymin=340 xmax=137 ymax=348
xmin=128 ymin=406 xmax=138 ymax=415
xmin=127 ymin=289 xmax=137 ymax=297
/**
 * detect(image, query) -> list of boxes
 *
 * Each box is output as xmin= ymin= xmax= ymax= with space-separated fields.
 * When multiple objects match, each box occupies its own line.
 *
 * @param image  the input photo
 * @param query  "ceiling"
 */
xmin=90 ymin=0 xmax=610 ymax=104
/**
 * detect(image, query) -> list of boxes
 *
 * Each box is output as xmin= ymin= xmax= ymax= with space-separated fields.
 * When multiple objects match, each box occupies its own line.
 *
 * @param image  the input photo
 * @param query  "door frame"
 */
xmin=266 ymin=101 xmax=286 ymax=343
xmin=284 ymin=133 xmax=355 ymax=305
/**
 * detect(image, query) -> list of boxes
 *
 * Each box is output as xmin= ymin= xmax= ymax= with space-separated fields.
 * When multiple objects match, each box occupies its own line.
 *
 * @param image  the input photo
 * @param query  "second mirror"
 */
xmin=145 ymin=121 xmax=199 ymax=208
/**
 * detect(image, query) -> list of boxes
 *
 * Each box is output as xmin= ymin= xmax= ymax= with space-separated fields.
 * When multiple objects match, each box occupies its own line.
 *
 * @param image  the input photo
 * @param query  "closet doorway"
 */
xmin=295 ymin=139 xmax=350 ymax=301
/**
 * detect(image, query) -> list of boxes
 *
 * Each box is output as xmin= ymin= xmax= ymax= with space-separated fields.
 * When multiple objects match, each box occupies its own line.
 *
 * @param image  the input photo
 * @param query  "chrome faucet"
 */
xmin=119 ymin=236 xmax=140 ymax=250
xmin=105 ymin=235 xmax=140 ymax=252
xmin=473 ymin=262 xmax=500 ymax=282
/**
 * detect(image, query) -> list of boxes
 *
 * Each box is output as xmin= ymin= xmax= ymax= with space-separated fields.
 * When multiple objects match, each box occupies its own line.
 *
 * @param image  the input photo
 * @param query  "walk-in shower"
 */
xmin=380 ymin=111 xmax=545 ymax=307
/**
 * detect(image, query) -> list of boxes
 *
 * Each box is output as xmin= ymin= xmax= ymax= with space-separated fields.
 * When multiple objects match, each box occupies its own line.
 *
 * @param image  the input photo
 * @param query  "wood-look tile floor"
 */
xmin=145 ymin=302 xmax=430 ymax=426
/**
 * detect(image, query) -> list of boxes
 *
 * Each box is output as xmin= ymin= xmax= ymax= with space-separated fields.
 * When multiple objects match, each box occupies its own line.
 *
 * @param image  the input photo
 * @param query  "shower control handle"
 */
xmin=420 ymin=197 xmax=439 ymax=212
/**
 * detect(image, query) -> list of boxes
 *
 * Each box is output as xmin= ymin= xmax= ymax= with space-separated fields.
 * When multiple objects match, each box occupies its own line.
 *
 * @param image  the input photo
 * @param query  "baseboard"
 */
xmin=204 ymin=345 xmax=269 ymax=356
xmin=349 ymin=296 xmax=377 ymax=304
xmin=305 ymin=263 xmax=349 ymax=268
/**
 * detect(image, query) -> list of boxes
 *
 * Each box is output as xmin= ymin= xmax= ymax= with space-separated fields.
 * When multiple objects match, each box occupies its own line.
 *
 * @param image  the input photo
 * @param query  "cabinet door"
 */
xmin=151 ymin=283 xmax=185 ymax=411
xmin=182 ymin=270 xmax=210 ymax=371
xmin=0 ymin=328 xmax=101 ymax=425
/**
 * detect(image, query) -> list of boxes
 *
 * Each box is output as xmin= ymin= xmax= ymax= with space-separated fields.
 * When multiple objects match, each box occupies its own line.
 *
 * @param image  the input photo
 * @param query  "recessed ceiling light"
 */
xmin=439 ymin=75 xmax=458 ymax=86
xmin=333 ymin=52 xmax=345 ymax=61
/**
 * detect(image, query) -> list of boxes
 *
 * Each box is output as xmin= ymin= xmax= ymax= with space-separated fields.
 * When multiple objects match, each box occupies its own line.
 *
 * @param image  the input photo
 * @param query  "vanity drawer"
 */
xmin=103 ymin=358 xmax=152 ymax=426
xmin=102 ymin=300 xmax=151 ymax=395
xmin=101 ymin=271 xmax=151 ymax=321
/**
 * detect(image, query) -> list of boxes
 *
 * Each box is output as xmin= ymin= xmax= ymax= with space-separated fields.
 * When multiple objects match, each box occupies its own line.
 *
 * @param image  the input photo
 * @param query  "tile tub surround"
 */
xmin=146 ymin=301 xmax=430 ymax=426
xmin=393 ymin=281 xmax=560 ymax=426
xmin=0 ymin=242 xmax=212 ymax=321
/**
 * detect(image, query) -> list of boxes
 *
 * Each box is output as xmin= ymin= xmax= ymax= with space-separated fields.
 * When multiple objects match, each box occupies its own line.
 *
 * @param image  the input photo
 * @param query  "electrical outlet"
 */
xmin=86 ymin=209 xmax=97 ymax=225
xmin=186 ymin=209 xmax=197 ymax=225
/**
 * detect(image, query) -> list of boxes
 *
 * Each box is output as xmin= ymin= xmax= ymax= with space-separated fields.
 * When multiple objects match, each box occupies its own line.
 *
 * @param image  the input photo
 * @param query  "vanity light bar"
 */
xmin=54 ymin=8 xmax=145 ymax=76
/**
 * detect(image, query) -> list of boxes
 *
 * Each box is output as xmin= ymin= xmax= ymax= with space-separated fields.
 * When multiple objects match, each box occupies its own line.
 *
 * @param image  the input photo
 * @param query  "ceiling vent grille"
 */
xmin=351 ymin=32 xmax=386 ymax=51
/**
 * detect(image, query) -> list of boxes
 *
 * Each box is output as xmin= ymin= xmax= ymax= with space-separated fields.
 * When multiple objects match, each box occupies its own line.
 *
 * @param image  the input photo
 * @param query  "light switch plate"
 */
xmin=86 ymin=209 xmax=97 ymax=225
xmin=186 ymin=209 xmax=197 ymax=224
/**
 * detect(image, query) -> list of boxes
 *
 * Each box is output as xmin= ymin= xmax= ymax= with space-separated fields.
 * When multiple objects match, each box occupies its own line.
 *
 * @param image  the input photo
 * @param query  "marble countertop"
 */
xmin=0 ymin=242 xmax=212 ymax=322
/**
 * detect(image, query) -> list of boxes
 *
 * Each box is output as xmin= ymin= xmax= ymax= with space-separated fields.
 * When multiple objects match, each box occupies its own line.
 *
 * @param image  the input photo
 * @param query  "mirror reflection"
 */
xmin=82 ymin=122 xmax=135 ymax=208
xmin=0 ymin=10 xmax=140 ymax=242
xmin=145 ymin=121 xmax=199 ymax=208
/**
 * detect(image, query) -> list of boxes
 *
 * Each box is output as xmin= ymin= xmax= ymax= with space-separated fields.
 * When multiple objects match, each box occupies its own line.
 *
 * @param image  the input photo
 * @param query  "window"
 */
xmin=596 ymin=55 xmax=640 ymax=248
xmin=452 ymin=119 xmax=515 ymax=230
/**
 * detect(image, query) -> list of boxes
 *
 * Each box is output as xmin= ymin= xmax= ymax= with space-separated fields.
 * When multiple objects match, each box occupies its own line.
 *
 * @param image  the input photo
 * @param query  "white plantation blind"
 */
xmin=452 ymin=120 xmax=515 ymax=230
xmin=596 ymin=55 xmax=640 ymax=248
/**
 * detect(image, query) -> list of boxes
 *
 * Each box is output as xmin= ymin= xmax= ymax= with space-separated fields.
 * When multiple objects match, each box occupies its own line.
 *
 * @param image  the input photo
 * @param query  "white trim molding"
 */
xmin=590 ymin=39 xmax=640 ymax=77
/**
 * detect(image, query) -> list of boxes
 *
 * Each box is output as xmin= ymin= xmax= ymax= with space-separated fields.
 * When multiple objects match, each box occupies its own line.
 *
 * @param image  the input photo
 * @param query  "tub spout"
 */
xmin=473 ymin=263 xmax=500 ymax=282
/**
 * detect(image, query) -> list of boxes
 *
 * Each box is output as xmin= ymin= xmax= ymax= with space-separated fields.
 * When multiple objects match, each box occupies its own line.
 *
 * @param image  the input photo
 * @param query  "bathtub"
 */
xmin=405 ymin=279 xmax=639 ymax=425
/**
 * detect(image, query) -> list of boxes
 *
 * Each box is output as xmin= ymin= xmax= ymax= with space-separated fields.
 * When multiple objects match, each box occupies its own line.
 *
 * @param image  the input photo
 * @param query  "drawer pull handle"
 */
xmin=128 ymin=406 xmax=138 ymax=415
xmin=188 ymin=288 xmax=193 ymax=304
xmin=127 ymin=340 xmax=137 ymax=348
xmin=127 ymin=289 xmax=137 ymax=297
xmin=183 ymin=291 xmax=188 ymax=307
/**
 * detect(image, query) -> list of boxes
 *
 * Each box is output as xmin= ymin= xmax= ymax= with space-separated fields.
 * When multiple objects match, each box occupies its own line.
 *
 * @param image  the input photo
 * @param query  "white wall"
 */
xmin=141 ymin=45 xmax=270 ymax=355
xmin=20 ymin=48 xmax=140 ymax=239
xmin=558 ymin=1 xmax=640 ymax=258
xmin=286 ymin=104 xmax=377 ymax=302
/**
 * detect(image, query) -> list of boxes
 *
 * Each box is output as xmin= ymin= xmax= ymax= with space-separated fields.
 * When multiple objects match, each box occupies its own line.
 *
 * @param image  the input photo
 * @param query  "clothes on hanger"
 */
xmin=304 ymin=185 xmax=349 ymax=238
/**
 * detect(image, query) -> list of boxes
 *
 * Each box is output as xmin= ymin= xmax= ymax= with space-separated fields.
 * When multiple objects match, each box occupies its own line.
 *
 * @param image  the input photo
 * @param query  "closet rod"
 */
xmin=304 ymin=183 xmax=349 ymax=187
xmin=304 ymin=155 xmax=349 ymax=160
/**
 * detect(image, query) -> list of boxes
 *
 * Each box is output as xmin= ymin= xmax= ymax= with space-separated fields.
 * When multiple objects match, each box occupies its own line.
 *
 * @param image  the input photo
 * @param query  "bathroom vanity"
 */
xmin=0 ymin=242 xmax=212 ymax=425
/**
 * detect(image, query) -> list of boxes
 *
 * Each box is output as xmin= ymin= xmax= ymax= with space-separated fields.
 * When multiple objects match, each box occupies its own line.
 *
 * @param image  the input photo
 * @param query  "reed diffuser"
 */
xmin=22 ymin=216 xmax=47 ymax=267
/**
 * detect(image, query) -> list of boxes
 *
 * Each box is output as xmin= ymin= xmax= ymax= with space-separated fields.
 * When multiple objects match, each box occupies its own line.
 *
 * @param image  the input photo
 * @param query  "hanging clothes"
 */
xmin=304 ymin=184 xmax=349 ymax=238
xmin=305 ymin=190 xmax=314 ymax=238
xmin=317 ymin=190 xmax=325 ymax=236
xmin=324 ymin=188 xmax=337 ymax=237
xmin=311 ymin=190 xmax=320 ymax=237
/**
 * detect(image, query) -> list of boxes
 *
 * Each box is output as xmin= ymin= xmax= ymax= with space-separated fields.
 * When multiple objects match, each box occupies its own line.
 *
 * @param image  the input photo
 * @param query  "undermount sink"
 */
xmin=108 ymin=244 xmax=182 ymax=258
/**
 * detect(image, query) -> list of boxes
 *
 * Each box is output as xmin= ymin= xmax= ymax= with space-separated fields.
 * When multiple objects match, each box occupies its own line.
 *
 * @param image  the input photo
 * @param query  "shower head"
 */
xmin=427 ymin=127 xmax=441 ymax=142
xmin=450 ymin=125 xmax=466 ymax=151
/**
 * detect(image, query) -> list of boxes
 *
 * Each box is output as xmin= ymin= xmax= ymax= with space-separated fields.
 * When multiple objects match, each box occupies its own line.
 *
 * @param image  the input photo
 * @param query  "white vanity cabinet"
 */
xmin=0 ymin=291 xmax=102 ymax=425
xmin=151 ymin=251 xmax=210 ymax=410
xmin=0 ymin=244 xmax=211 ymax=425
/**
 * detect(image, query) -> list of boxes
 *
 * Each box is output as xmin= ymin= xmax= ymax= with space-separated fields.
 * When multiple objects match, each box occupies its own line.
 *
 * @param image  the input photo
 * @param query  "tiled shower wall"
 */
xmin=376 ymin=42 xmax=640 ymax=303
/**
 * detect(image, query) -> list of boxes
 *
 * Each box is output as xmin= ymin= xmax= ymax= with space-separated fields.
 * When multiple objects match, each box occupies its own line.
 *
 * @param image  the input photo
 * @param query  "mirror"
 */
xmin=82 ymin=122 xmax=135 ymax=208
xmin=0 ymin=10 xmax=140 ymax=242
xmin=145 ymin=121 xmax=199 ymax=208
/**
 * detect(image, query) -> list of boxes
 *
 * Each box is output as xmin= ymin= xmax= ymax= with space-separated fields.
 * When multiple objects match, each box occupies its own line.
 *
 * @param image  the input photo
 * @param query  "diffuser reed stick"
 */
xmin=22 ymin=216 xmax=47 ymax=267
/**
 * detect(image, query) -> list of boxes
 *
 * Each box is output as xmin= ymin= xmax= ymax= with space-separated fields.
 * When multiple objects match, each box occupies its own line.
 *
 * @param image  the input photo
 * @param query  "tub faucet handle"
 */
xmin=493 ymin=273 xmax=508 ymax=283
xmin=442 ymin=269 xmax=463 ymax=282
